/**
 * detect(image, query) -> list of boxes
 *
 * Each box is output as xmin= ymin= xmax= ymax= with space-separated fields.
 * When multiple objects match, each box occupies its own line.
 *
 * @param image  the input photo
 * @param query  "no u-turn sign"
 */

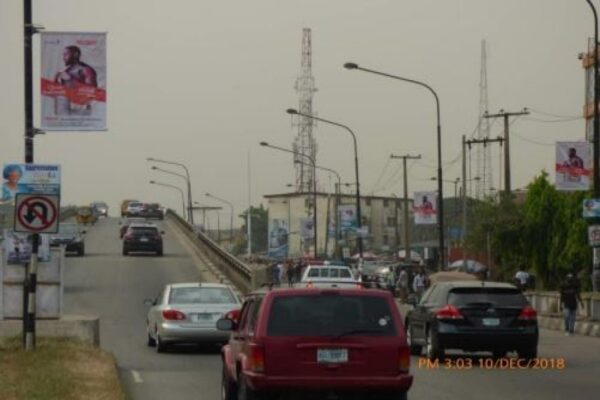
xmin=14 ymin=193 xmax=60 ymax=233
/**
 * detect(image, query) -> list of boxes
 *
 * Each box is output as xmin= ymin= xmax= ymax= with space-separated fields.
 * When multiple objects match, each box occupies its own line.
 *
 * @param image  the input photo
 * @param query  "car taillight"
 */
xmin=124 ymin=234 xmax=133 ymax=240
xmin=518 ymin=306 xmax=537 ymax=321
xmin=162 ymin=309 xmax=186 ymax=321
xmin=399 ymin=346 xmax=410 ymax=373
xmin=435 ymin=305 xmax=464 ymax=320
xmin=248 ymin=344 xmax=265 ymax=372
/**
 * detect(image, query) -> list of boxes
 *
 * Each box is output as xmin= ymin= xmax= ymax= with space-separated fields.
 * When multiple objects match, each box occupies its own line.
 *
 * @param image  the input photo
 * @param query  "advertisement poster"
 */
xmin=2 ymin=164 xmax=61 ymax=202
xmin=267 ymin=219 xmax=288 ymax=260
xmin=555 ymin=142 xmax=591 ymax=191
xmin=583 ymin=199 xmax=600 ymax=218
xmin=3 ymin=230 xmax=51 ymax=265
xmin=299 ymin=218 xmax=314 ymax=240
xmin=41 ymin=32 xmax=107 ymax=131
xmin=338 ymin=205 xmax=357 ymax=233
xmin=413 ymin=191 xmax=437 ymax=225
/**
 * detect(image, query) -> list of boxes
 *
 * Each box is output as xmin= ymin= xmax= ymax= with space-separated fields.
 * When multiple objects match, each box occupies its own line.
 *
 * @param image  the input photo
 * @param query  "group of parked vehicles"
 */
xmin=120 ymin=199 xmax=164 ymax=219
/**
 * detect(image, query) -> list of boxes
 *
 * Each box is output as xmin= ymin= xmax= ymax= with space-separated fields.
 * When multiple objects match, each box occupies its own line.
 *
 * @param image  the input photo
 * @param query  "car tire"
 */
xmin=237 ymin=375 xmax=262 ymax=400
xmin=517 ymin=346 xmax=537 ymax=362
xmin=156 ymin=333 xmax=167 ymax=353
xmin=122 ymin=248 xmax=128 ymax=256
xmin=157 ymin=249 xmax=163 ymax=257
xmin=406 ymin=323 xmax=422 ymax=356
xmin=221 ymin=366 xmax=237 ymax=400
xmin=147 ymin=332 xmax=156 ymax=347
xmin=426 ymin=327 xmax=444 ymax=361
xmin=78 ymin=246 xmax=85 ymax=257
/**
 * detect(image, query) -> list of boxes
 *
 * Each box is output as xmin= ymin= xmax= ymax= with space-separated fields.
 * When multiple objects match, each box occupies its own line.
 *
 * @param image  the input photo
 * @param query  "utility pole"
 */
xmin=390 ymin=154 xmax=421 ymax=263
xmin=484 ymin=108 xmax=529 ymax=195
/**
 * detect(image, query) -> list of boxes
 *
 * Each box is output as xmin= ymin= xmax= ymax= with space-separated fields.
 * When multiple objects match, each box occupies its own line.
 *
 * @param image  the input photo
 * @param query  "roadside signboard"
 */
xmin=583 ymin=199 xmax=600 ymax=218
xmin=2 ymin=229 xmax=51 ymax=264
xmin=14 ymin=194 xmax=60 ymax=234
xmin=2 ymin=163 xmax=60 ymax=202
xmin=588 ymin=225 xmax=600 ymax=247
xmin=414 ymin=191 xmax=437 ymax=225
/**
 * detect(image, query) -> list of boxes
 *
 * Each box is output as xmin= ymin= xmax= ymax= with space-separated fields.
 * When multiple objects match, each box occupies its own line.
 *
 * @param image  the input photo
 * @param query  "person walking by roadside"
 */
xmin=270 ymin=262 xmax=280 ymax=286
xmin=294 ymin=259 xmax=304 ymax=283
xmin=396 ymin=267 xmax=409 ymax=303
xmin=559 ymin=272 xmax=583 ymax=336
xmin=386 ymin=268 xmax=396 ymax=297
xmin=413 ymin=268 xmax=427 ymax=301
xmin=286 ymin=259 xmax=295 ymax=287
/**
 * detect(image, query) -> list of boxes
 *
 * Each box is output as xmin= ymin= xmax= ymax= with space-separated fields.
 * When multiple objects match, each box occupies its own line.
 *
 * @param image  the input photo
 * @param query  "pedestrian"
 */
xmin=412 ymin=268 xmax=426 ymax=301
xmin=277 ymin=261 xmax=285 ymax=287
xmin=270 ymin=262 xmax=279 ymax=286
xmin=396 ymin=267 xmax=409 ymax=303
xmin=286 ymin=259 xmax=295 ymax=287
xmin=294 ymin=259 xmax=303 ymax=283
xmin=386 ymin=268 xmax=396 ymax=296
xmin=559 ymin=272 xmax=583 ymax=336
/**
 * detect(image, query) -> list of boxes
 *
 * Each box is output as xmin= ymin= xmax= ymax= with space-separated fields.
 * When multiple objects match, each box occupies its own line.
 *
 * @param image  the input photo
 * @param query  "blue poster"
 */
xmin=2 ymin=164 xmax=61 ymax=202
xmin=267 ymin=218 xmax=289 ymax=260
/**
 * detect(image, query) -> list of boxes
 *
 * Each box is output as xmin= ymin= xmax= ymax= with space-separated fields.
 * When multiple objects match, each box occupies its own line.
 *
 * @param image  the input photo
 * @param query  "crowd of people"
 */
xmin=269 ymin=259 xmax=308 ymax=287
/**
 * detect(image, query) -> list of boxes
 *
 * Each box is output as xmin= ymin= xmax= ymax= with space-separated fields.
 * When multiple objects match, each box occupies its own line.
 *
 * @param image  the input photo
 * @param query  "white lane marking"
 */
xmin=131 ymin=370 xmax=143 ymax=384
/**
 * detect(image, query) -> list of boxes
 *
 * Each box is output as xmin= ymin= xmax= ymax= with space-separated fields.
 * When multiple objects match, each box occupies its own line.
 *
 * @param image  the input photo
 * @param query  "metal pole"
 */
xmin=247 ymin=150 xmax=252 ymax=256
xmin=25 ymin=234 xmax=38 ymax=351
xmin=391 ymin=154 xmax=421 ymax=263
xmin=462 ymin=135 xmax=468 ymax=270
xmin=503 ymin=115 xmax=511 ymax=194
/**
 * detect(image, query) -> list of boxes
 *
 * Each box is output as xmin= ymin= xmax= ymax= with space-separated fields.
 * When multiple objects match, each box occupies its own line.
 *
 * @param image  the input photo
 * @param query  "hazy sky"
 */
xmin=0 ymin=1 xmax=591 ymax=226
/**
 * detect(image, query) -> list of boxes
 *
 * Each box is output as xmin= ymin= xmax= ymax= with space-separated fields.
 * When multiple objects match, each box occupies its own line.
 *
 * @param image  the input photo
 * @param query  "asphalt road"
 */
xmin=63 ymin=217 xmax=600 ymax=400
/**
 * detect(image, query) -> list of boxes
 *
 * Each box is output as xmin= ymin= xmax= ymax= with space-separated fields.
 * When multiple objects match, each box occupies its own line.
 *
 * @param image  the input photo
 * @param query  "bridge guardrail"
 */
xmin=165 ymin=209 xmax=255 ymax=293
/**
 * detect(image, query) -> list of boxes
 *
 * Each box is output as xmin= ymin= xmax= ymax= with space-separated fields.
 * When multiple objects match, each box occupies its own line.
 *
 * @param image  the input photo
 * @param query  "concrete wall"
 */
xmin=0 ymin=315 xmax=100 ymax=346
xmin=525 ymin=291 xmax=600 ymax=321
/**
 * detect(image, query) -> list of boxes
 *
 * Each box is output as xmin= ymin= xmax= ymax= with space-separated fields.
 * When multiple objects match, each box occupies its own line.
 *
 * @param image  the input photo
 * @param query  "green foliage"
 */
xmin=235 ymin=204 xmax=268 ymax=254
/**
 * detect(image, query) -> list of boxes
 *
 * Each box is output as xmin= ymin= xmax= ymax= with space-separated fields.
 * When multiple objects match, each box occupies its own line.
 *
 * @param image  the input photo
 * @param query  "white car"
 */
xmin=300 ymin=264 xmax=359 ymax=288
xmin=145 ymin=282 xmax=241 ymax=352
xmin=126 ymin=201 xmax=144 ymax=216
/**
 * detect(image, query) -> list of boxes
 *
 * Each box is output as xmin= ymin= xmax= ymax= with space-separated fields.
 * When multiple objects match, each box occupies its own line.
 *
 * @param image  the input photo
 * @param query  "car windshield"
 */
xmin=129 ymin=202 xmax=142 ymax=208
xmin=448 ymin=288 xmax=528 ymax=307
xmin=267 ymin=295 xmax=396 ymax=337
xmin=59 ymin=224 xmax=79 ymax=234
xmin=169 ymin=287 xmax=236 ymax=304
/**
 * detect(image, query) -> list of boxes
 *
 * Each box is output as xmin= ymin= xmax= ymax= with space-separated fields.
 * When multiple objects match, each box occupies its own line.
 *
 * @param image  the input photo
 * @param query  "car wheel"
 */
xmin=157 ymin=249 xmax=163 ymax=257
xmin=78 ymin=246 xmax=85 ymax=257
xmin=156 ymin=332 xmax=167 ymax=353
xmin=122 ymin=248 xmax=128 ymax=256
xmin=406 ymin=323 xmax=422 ymax=356
xmin=237 ymin=375 xmax=262 ymax=400
xmin=426 ymin=327 xmax=444 ymax=361
xmin=147 ymin=331 xmax=156 ymax=347
xmin=517 ymin=346 xmax=537 ymax=362
xmin=222 ymin=366 xmax=237 ymax=400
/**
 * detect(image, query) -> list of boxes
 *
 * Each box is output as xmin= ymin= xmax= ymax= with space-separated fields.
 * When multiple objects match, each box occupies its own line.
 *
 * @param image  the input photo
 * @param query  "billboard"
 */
xmin=41 ymin=32 xmax=107 ymax=131
xmin=267 ymin=218 xmax=288 ymax=260
xmin=413 ymin=191 xmax=437 ymax=225
xmin=338 ymin=205 xmax=357 ymax=233
xmin=583 ymin=199 xmax=600 ymax=218
xmin=2 ymin=164 xmax=61 ymax=202
xmin=555 ymin=142 xmax=591 ymax=191
xmin=299 ymin=218 xmax=314 ymax=240
xmin=3 ymin=230 xmax=51 ymax=265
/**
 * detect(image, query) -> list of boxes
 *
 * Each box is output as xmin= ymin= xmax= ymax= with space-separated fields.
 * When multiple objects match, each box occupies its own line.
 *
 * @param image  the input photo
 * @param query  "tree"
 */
xmin=235 ymin=205 xmax=268 ymax=254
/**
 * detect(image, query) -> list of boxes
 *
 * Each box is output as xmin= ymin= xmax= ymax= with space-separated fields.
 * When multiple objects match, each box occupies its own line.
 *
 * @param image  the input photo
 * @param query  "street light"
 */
xmin=206 ymin=192 xmax=234 ymax=245
xmin=149 ymin=180 xmax=186 ymax=219
xmin=286 ymin=108 xmax=364 ymax=259
xmin=344 ymin=62 xmax=445 ymax=270
xmin=260 ymin=141 xmax=318 ymax=256
xmin=431 ymin=177 xmax=460 ymax=199
xmin=146 ymin=157 xmax=194 ymax=224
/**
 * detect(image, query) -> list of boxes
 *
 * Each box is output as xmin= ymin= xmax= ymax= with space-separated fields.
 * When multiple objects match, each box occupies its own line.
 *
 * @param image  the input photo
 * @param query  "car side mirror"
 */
xmin=216 ymin=318 xmax=235 ymax=331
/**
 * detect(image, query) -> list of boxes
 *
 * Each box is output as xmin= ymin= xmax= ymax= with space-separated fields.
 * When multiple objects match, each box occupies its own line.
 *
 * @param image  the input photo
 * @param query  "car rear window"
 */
xmin=169 ymin=287 xmax=236 ymax=304
xmin=448 ymin=288 xmax=528 ymax=307
xmin=131 ymin=227 xmax=158 ymax=235
xmin=267 ymin=295 xmax=397 ymax=337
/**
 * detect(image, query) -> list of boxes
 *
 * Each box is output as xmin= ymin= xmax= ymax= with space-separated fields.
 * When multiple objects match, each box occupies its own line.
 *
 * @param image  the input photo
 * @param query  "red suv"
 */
xmin=217 ymin=287 xmax=413 ymax=400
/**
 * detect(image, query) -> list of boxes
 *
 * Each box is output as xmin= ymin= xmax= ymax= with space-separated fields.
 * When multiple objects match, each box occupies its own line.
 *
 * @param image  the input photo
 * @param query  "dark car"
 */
xmin=217 ymin=287 xmax=413 ymax=400
xmin=119 ymin=218 xmax=147 ymax=238
xmin=140 ymin=203 xmax=164 ymax=220
xmin=50 ymin=223 xmax=86 ymax=256
xmin=123 ymin=223 xmax=164 ymax=256
xmin=405 ymin=281 xmax=538 ymax=360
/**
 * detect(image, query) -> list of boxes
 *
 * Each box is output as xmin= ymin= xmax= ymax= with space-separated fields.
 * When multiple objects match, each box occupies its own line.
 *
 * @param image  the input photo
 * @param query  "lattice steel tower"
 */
xmin=476 ymin=40 xmax=492 ymax=198
xmin=292 ymin=28 xmax=318 ymax=193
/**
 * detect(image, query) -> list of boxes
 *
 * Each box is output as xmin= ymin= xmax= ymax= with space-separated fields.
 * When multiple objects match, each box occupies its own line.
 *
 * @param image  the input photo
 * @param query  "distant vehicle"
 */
xmin=119 ymin=218 xmax=148 ymax=238
xmin=405 ymin=281 xmax=538 ymax=360
xmin=122 ymin=223 xmax=164 ymax=256
xmin=76 ymin=206 xmax=97 ymax=225
xmin=360 ymin=262 xmax=389 ymax=289
xmin=50 ymin=223 xmax=86 ymax=256
xmin=300 ymin=264 xmax=359 ymax=288
xmin=140 ymin=203 xmax=164 ymax=220
xmin=145 ymin=282 xmax=241 ymax=352
xmin=126 ymin=201 xmax=144 ymax=217
xmin=90 ymin=201 xmax=109 ymax=218
xmin=120 ymin=199 xmax=139 ymax=217
xmin=217 ymin=286 xmax=413 ymax=400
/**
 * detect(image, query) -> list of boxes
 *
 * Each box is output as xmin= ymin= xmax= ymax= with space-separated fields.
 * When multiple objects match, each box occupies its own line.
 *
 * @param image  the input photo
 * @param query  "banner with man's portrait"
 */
xmin=338 ymin=205 xmax=357 ymax=233
xmin=413 ymin=191 xmax=437 ymax=225
xmin=299 ymin=218 xmax=315 ymax=240
xmin=267 ymin=218 xmax=288 ymax=260
xmin=41 ymin=32 xmax=107 ymax=131
xmin=555 ymin=142 xmax=591 ymax=191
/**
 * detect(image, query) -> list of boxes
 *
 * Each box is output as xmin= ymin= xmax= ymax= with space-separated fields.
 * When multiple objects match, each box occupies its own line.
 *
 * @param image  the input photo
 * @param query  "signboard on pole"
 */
xmin=2 ymin=229 xmax=51 ymax=265
xmin=555 ymin=142 xmax=591 ymax=191
xmin=299 ymin=218 xmax=314 ymax=240
xmin=583 ymin=199 xmax=600 ymax=218
xmin=41 ymin=32 xmax=107 ymax=131
xmin=267 ymin=218 xmax=288 ymax=260
xmin=588 ymin=225 xmax=600 ymax=247
xmin=14 ymin=194 xmax=60 ymax=234
xmin=413 ymin=191 xmax=437 ymax=225
xmin=2 ymin=164 xmax=61 ymax=202
xmin=338 ymin=205 xmax=357 ymax=233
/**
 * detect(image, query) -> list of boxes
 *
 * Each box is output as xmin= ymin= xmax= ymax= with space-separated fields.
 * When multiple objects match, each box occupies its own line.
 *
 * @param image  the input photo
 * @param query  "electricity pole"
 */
xmin=390 ymin=154 xmax=421 ymax=263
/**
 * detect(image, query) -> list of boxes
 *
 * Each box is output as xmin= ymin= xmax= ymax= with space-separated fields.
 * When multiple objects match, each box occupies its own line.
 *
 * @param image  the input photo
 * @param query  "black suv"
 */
xmin=405 ymin=281 xmax=538 ymax=360
xmin=50 ymin=223 xmax=86 ymax=256
xmin=122 ymin=223 xmax=164 ymax=256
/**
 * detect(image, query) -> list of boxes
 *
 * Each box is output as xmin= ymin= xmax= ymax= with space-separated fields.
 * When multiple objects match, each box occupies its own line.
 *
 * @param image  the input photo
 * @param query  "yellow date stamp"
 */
xmin=418 ymin=357 xmax=566 ymax=370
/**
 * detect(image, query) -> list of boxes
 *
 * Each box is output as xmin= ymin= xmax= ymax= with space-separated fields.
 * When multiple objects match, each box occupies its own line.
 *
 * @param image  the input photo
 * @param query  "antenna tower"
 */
xmin=475 ymin=40 xmax=492 ymax=198
xmin=293 ymin=28 xmax=318 ymax=193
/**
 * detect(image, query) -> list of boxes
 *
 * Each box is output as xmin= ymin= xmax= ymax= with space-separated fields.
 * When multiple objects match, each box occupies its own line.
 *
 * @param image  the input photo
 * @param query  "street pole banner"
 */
xmin=299 ymin=218 xmax=314 ymax=240
xmin=267 ymin=218 xmax=289 ymax=260
xmin=338 ymin=205 xmax=357 ymax=233
xmin=2 ymin=229 xmax=51 ymax=265
xmin=583 ymin=199 xmax=600 ymax=218
xmin=41 ymin=32 xmax=107 ymax=131
xmin=2 ymin=164 xmax=61 ymax=202
xmin=413 ymin=191 xmax=437 ymax=225
xmin=555 ymin=141 xmax=591 ymax=191
xmin=588 ymin=225 xmax=600 ymax=247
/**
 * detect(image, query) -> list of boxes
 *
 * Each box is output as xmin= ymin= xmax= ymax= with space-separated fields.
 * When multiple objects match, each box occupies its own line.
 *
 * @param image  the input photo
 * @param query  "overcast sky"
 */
xmin=0 ymin=0 xmax=591 ymax=226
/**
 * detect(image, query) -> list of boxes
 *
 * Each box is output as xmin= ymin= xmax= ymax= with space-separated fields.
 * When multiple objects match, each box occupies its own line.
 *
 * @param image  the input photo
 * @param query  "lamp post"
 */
xmin=146 ymin=157 xmax=194 ymax=224
xmin=431 ymin=177 xmax=460 ymax=199
xmin=286 ymin=108 xmax=363 ymax=259
xmin=149 ymin=180 xmax=186 ymax=219
xmin=206 ymin=192 xmax=234 ymax=245
xmin=260 ymin=141 xmax=318 ymax=256
xmin=344 ymin=62 xmax=445 ymax=270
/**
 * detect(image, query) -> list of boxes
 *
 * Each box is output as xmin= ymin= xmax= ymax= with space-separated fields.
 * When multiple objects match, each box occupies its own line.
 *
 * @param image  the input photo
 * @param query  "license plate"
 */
xmin=317 ymin=348 xmax=348 ymax=363
xmin=140 ymin=237 xmax=149 ymax=242
xmin=191 ymin=313 xmax=214 ymax=322
xmin=482 ymin=318 xmax=500 ymax=326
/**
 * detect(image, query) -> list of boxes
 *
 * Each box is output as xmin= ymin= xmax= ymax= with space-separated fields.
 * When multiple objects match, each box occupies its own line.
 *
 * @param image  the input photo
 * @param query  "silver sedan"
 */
xmin=145 ymin=282 xmax=241 ymax=352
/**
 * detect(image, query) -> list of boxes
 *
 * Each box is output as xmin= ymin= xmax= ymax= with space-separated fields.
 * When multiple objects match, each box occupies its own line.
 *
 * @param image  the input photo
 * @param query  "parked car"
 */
xmin=360 ymin=262 xmax=389 ymax=289
xmin=122 ymin=223 xmax=164 ymax=256
xmin=405 ymin=281 xmax=538 ymax=360
xmin=49 ymin=223 xmax=86 ymax=256
xmin=300 ymin=263 xmax=359 ymax=288
xmin=217 ymin=287 xmax=413 ymax=400
xmin=120 ymin=199 xmax=139 ymax=217
xmin=140 ymin=202 xmax=164 ymax=220
xmin=119 ymin=217 xmax=148 ymax=238
xmin=90 ymin=201 xmax=109 ymax=218
xmin=145 ymin=283 xmax=241 ymax=352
